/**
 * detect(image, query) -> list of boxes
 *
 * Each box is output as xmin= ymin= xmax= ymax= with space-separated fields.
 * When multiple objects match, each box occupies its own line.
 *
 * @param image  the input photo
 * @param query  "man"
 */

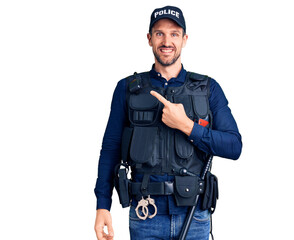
xmin=94 ymin=6 xmax=242 ymax=240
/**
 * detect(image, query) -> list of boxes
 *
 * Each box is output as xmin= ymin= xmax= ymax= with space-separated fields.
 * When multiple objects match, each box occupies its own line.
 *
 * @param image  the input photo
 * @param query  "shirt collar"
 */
xmin=149 ymin=64 xmax=187 ymax=83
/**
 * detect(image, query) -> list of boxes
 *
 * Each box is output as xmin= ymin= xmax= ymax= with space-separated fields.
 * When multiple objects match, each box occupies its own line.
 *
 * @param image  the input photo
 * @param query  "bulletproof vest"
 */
xmin=121 ymin=71 xmax=212 ymax=176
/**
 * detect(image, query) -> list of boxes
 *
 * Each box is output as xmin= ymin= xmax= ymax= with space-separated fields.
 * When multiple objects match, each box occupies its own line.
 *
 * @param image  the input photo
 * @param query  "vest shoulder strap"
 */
xmin=187 ymin=71 xmax=211 ymax=98
xmin=188 ymin=71 xmax=208 ymax=81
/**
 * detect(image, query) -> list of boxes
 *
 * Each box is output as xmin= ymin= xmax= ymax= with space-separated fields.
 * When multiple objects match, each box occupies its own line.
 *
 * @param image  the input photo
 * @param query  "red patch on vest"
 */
xmin=198 ymin=119 xmax=209 ymax=127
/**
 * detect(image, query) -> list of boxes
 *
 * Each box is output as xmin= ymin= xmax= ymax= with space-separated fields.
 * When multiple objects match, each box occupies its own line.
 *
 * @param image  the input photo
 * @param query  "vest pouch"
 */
xmin=129 ymin=93 xmax=159 ymax=126
xmin=130 ymin=126 xmax=158 ymax=167
xmin=174 ymin=176 xmax=199 ymax=206
xmin=173 ymin=95 xmax=193 ymax=119
xmin=201 ymin=172 xmax=219 ymax=213
xmin=174 ymin=131 xmax=194 ymax=159
xmin=192 ymin=95 xmax=209 ymax=119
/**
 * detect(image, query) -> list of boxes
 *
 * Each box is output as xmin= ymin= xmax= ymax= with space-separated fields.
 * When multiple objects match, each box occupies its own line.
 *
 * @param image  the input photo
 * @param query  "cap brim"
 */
xmin=150 ymin=16 xmax=185 ymax=32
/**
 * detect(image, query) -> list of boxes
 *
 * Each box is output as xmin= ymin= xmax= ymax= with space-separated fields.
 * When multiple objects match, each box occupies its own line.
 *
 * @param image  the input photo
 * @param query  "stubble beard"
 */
xmin=153 ymin=49 xmax=181 ymax=67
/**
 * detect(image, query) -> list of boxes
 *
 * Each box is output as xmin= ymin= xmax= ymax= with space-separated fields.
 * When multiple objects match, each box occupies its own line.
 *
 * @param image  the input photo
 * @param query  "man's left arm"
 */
xmin=186 ymin=79 xmax=242 ymax=160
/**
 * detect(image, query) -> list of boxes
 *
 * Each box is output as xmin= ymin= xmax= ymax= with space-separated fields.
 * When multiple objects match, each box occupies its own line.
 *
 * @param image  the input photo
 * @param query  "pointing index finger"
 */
xmin=150 ymin=90 xmax=170 ymax=106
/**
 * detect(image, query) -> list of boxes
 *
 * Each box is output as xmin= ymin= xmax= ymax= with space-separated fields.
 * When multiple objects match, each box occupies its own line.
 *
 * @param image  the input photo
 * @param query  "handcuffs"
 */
xmin=135 ymin=195 xmax=158 ymax=220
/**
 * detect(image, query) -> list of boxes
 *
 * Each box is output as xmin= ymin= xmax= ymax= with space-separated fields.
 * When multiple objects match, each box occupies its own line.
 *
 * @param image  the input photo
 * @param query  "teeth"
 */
xmin=161 ymin=49 xmax=172 ymax=53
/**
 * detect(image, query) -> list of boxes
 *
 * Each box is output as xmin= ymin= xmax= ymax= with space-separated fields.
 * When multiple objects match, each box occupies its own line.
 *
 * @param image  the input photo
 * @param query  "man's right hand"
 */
xmin=94 ymin=209 xmax=114 ymax=240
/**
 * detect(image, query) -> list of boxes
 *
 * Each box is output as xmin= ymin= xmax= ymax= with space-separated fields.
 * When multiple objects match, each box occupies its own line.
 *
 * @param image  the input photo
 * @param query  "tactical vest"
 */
xmin=121 ymin=71 xmax=212 ymax=176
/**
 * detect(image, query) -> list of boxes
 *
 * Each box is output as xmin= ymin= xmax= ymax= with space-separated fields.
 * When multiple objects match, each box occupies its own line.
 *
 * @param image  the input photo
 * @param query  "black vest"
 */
xmin=121 ymin=71 xmax=212 ymax=176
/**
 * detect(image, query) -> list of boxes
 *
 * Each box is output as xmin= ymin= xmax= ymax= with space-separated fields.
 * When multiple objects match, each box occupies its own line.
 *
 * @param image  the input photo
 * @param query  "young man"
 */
xmin=94 ymin=6 xmax=242 ymax=240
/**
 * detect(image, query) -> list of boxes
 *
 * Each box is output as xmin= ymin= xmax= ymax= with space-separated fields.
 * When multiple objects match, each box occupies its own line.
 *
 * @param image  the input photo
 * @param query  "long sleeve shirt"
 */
xmin=94 ymin=65 xmax=242 ymax=214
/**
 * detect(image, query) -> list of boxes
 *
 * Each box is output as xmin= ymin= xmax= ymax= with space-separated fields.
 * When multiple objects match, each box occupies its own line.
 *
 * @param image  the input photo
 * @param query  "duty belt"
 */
xmin=129 ymin=180 xmax=205 ymax=196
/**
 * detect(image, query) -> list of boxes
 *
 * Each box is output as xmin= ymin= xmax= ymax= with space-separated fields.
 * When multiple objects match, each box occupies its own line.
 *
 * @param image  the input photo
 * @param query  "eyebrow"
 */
xmin=153 ymin=29 xmax=181 ymax=34
xmin=171 ymin=30 xmax=181 ymax=33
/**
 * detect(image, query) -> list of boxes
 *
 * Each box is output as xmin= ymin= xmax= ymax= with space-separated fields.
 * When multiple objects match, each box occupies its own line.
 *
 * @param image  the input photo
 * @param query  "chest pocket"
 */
xmin=172 ymin=95 xmax=195 ymax=160
xmin=192 ymin=95 xmax=209 ymax=119
xmin=129 ymin=126 xmax=159 ymax=167
xmin=173 ymin=95 xmax=194 ymax=120
xmin=129 ymin=93 xmax=159 ymax=126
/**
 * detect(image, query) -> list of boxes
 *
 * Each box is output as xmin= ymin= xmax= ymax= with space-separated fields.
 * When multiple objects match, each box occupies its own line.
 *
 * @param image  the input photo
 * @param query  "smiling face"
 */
xmin=147 ymin=18 xmax=188 ymax=67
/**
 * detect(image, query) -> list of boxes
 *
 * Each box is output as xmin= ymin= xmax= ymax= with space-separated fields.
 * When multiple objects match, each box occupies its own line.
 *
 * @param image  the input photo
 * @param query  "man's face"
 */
xmin=147 ymin=18 xmax=188 ymax=67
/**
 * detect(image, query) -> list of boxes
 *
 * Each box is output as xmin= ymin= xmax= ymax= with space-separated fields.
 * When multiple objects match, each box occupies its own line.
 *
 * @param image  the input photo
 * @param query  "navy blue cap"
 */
xmin=149 ymin=6 xmax=186 ymax=33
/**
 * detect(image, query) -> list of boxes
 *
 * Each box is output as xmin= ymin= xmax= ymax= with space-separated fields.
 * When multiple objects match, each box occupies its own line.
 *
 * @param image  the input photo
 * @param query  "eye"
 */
xmin=156 ymin=32 xmax=163 ymax=37
xmin=172 ymin=33 xmax=179 ymax=37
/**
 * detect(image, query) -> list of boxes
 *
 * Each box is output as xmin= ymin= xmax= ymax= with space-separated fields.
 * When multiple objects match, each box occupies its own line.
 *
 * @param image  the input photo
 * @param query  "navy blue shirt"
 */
xmin=94 ymin=65 xmax=242 ymax=214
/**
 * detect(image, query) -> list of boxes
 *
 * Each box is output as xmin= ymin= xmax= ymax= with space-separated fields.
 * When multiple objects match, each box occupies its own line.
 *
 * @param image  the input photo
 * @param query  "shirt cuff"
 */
xmin=96 ymin=197 xmax=112 ymax=211
xmin=187 ymin=123 xmax=205 ymax=145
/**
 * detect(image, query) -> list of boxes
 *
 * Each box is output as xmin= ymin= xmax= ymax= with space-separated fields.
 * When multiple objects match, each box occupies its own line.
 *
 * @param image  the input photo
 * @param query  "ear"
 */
xmin=182 ymin=34 xmax=188 ymax=48
xmin=147 ymin=33 xmax=152 ymax=47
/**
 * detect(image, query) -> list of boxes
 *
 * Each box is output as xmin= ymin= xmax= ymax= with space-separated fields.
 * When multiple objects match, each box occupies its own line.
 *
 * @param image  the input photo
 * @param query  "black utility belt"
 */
xmin=114 ymin=168 xmax=218 ymax=212
xmin=129 ymin=178 xmax=205 ymax=197
xmin=129 ymin=176 xmax=204 ymax=207
xmin=130 ymin=181 xmax=175 ymax=196
xmin=129 ymin=178 xmax=206 ymax=220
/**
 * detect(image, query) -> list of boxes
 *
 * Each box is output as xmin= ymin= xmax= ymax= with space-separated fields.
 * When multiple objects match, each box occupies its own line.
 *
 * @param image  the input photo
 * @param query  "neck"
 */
xmin=154 ymin=59 xmax=182 ymax=81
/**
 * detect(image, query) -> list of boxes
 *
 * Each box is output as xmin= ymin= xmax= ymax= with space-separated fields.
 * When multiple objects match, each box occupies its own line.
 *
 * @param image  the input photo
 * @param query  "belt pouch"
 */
xmin=174 ymin=176 xmax=199 ymax=206
xmin=201 ymin=172 xmax=218 ymax=213
xmin=114 ymin=168 xmax=130 ymax=208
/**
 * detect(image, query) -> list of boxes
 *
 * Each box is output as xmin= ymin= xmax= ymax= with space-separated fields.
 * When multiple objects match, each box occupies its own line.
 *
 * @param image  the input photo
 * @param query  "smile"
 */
xmin=160 ymin=48 xmax=174 ymax=53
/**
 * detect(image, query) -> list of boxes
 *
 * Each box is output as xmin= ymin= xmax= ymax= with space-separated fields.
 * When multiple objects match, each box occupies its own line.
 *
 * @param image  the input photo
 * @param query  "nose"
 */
xmin=162 ymin=35 xmax=172 ymax=47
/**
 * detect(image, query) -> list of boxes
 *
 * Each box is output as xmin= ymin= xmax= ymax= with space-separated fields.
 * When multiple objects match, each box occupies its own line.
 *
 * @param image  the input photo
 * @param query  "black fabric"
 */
xmin=129 ymin=73 xmax=142 ymax=93
xmin=189 ymin=72 xmax=207 ymax=81
xmin=211 ymin=174 xmax=219 ymax=213
xmin=128 ymin=85 xmax=160 ymax=126
xmin=201 ymin=172 xmax=218 ymax=213
xmin=140 ymin=173 xmax=151 ymax=196
xmin=133 ymin=111 xmax=154 ymax=123
xmin=174 ymin=176 xmax=199 ymax=206
xmin=118 ymin=71 xmax=217 ymax=208
xmin=173 ymin=95 xmax=193 ymax=118
xmin=130 ymin=93 xmax=158 ymax=110
xmin=125 ymin=71 xmax=212 ymax=177
xmin=121 ymin=127 xmax=133 ymax=163
xmin=192 ymin=95 xmax=208 ymax=118
xmin=129 ymin=126 xmax=158 ymax=166
xmin=114 ymin=168 xmax=131 ymax=208
xmin=130 ymin=181 xmax=174 ymax=196
xmin=174 ymin=130 xmax=194 ymax=159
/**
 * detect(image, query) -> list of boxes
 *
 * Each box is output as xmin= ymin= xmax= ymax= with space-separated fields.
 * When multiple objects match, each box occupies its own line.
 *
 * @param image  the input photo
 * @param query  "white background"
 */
xmin=0 ymin=0 xmax=293 ymax=239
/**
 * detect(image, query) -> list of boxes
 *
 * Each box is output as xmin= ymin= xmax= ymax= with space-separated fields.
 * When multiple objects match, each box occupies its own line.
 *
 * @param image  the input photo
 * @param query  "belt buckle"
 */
xmin=164 ymin=181 xmax=174 ymax=195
